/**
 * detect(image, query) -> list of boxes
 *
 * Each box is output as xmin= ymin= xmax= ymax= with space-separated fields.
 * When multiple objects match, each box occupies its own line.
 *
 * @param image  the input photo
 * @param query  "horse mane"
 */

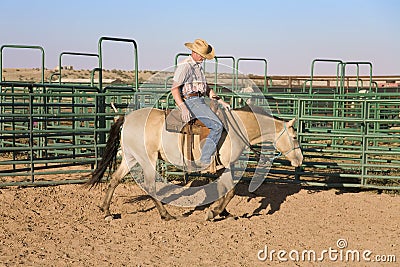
xmin=234 ymin=104 xmax=286 ymax=122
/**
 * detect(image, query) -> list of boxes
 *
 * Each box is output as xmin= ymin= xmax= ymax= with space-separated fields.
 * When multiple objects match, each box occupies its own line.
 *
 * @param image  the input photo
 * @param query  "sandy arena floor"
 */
xmin=0 ymin=181 xmax=398 ymax=266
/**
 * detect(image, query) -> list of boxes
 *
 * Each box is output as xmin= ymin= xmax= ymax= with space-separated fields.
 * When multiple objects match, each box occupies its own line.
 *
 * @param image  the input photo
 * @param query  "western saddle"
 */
xmin=164 ymin=100 xmax=226 ymax=173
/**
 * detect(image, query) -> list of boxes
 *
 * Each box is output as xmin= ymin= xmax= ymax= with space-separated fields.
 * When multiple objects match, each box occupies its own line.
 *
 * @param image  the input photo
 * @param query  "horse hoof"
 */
xmin=162 ymin=214 xmax=176 ymax=221
xmin=205 ymin=209 xmax=215 ymax=221
xmin=104 ymin=215 xmax=114 ymax=221
xmin=220 ymin=209 xmax=232 ymax=218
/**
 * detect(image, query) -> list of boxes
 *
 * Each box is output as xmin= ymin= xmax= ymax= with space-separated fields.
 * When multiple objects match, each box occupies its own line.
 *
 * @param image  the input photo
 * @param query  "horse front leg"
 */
xmin=206 ymin=167 xmax=236 ymax=220
xmin=100 ymin=160 xmax=130 ymax=220
xmin=206 ymin=188 xmax=235 ymax=220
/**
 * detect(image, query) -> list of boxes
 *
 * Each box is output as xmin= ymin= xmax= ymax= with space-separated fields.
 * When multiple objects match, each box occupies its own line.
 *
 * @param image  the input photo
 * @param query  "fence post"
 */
xmin=235 ymin=57 xmax=268 ymax=92
xmin=0 ymin=44 xmax=45 ymax=84
xmin=58 ymin=51 xmax=99 ymax=84
xmin=97 ymin=36 xmax=139 ymax=156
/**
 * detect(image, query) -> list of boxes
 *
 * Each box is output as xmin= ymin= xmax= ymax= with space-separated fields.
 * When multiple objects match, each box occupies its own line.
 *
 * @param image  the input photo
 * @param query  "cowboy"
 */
xmin=171 ymin=38 xmax=231 ymax=168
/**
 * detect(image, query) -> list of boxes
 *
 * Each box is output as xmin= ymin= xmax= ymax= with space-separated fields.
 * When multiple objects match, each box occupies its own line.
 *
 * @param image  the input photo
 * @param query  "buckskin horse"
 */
xmin=86 ymin=104 xmax=303 ymax=221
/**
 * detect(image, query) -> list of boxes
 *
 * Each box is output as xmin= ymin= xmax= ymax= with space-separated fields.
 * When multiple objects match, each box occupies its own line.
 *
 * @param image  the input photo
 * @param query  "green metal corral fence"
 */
xmin=0 ymin=81 xmax=135 ymax=186
xmin=0 ymin=38 xmax=399 ymax=190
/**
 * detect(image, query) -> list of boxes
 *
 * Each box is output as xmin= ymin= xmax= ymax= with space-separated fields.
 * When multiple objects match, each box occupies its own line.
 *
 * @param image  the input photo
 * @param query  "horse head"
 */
xmin=273 ymin=118 xmax=303 ymax=167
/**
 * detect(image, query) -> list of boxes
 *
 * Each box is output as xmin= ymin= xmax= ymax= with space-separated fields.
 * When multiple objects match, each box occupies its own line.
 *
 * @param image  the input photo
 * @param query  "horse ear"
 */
xmin=287 ymin=118 xmax=296 ymax=127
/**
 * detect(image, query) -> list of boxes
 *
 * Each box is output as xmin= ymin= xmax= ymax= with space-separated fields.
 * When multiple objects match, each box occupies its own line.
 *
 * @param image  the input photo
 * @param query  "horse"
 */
xmin=86 ymin=104 xmax=303 ymax=221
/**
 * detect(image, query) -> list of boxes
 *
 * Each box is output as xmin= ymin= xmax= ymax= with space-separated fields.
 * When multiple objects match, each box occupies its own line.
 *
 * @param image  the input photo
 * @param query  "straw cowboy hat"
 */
xmin=185 ymin=38 xmax=215 ymax=60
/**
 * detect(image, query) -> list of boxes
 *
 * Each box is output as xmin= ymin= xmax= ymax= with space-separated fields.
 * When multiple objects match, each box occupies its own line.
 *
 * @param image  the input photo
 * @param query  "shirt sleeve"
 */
xmin=173 ymin=62 xmax=189 ymax=86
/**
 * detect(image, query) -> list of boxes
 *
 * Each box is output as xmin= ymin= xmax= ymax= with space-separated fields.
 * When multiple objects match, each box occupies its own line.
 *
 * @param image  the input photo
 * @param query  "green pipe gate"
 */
xmin=1 ymin=37 xmax=399 ymax=189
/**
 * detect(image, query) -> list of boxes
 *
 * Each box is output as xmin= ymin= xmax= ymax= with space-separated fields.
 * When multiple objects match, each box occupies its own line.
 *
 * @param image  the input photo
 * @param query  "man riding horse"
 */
xmin=170 ymin=38 xmax=231 ymax=169
xmin=86 ymin=39 xmax=303 ymax=221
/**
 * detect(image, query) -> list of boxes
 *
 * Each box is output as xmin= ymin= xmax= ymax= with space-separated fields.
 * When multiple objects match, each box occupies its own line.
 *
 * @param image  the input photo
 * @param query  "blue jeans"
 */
xmin=184 ymin=96 xmax=223 ymax=164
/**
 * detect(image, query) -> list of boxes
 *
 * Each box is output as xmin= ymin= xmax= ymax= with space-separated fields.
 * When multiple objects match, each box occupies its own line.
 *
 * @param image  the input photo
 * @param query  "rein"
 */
xmin=224 ymin=108 xmax=299 ymax=161
xmin=223 ymin=109 xmax=262 ymax=158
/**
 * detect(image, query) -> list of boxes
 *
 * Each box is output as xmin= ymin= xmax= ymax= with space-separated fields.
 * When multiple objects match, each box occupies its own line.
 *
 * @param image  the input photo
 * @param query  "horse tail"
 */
xmin=85 ymin=115 xmax=125 ymax=188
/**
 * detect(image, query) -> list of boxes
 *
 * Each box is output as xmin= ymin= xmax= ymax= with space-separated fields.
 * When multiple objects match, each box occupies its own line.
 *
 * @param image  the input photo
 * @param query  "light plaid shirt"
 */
xmin=173 ymin=56 xmax=207 ymax=96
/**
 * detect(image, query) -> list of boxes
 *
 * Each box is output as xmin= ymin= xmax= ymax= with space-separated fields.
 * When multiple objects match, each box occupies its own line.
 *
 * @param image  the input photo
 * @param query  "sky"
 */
xmin=0 ymin=0 xmax=399 ymax=76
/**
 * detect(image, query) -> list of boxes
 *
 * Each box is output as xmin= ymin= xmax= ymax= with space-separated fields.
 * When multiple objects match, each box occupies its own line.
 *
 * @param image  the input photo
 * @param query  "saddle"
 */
xmin=164 ymin=100 xmax=227 ymax=173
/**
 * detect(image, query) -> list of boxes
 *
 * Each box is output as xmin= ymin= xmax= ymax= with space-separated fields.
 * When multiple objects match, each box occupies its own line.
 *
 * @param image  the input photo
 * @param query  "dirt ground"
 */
xmin=0 ymin=180 xmax=398 ymax=267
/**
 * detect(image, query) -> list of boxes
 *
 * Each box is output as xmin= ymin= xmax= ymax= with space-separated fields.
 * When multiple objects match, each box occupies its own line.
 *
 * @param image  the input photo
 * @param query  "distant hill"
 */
xmin=1 ymin=68 xmax=157 ymax=84
xmin=2 ymin=68 xmax=399 ymax=89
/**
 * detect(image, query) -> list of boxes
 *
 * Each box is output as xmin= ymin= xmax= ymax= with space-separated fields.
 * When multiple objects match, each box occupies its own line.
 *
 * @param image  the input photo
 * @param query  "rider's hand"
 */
xmin=179 ymin=102 xmax=191 ymax=122
xmin=218 ymin=99 xmax=231 ymax=110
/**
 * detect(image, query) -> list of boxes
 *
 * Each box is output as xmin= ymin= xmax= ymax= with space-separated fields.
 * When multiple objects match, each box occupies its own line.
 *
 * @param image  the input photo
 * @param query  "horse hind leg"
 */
xmin=100 ymin=157 xmax=177 ymax=221
xmin=141 ymin=166 xmax=176 ymax=221
xmin=100 ymin=159 xmax=131 ymax=220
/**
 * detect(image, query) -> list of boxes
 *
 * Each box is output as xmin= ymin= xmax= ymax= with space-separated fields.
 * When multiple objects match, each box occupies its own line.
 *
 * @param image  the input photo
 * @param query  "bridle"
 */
xmin=272 ymin=123 xmax=301 ymax=159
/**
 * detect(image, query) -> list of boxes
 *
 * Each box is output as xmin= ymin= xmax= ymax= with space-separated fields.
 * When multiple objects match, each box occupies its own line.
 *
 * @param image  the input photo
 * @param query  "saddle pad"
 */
xmin=165 ymin=109 xmax=207 ymax=135
xmin=165 ymin=109 xmax=186 ymax=133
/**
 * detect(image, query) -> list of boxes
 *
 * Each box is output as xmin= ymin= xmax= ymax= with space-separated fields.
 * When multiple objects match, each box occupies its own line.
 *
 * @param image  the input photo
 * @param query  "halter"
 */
xmin=272 ymin=122 xmax=301 ymax=160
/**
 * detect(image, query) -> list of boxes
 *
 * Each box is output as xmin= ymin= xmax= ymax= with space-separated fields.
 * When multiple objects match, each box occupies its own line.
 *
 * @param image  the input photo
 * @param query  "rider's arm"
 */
xmin=207 ymin=87 xmax=219 ymax=99
xmin=171 ymin=82 xmax=185 ymax=106
xmin=208 ymin=87 xmax=231 ymax=109
xmin=171 ymin=82 xmax=191 ymax=122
